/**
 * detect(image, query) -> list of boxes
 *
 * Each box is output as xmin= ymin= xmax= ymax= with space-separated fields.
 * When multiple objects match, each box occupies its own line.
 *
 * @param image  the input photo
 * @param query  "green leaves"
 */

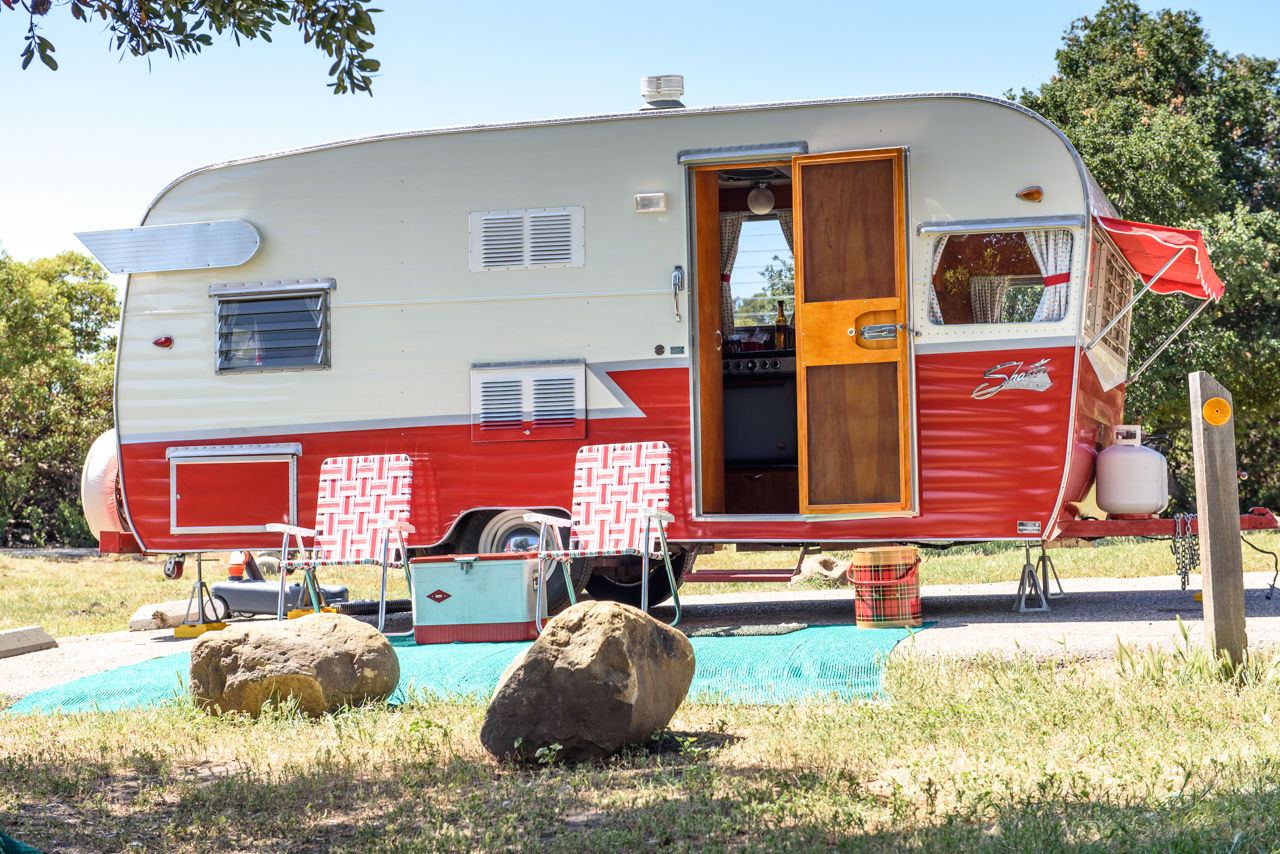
xmin=7 ymin=0 xmax=382 ymax=94
xmin=1019 ymin=0 xmax=1280 ymax=509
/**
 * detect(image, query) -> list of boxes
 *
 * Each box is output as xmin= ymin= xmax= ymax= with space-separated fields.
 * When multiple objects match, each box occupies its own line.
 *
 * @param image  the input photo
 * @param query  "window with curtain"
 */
xmin=928 ymin=230 xmax=1073 ymax=325
xmin=726 ymin=212 xmax=795 ymax=331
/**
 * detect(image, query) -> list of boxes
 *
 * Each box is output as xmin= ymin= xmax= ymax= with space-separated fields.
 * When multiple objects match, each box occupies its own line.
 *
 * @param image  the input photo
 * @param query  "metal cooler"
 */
xmin=409 ymin=553 xmax=540 ymax=643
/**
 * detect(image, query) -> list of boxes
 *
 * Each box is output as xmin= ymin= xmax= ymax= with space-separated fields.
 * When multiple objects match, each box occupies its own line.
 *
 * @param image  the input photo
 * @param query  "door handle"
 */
xmin=852 ymin=323 xmax=903 ymax=341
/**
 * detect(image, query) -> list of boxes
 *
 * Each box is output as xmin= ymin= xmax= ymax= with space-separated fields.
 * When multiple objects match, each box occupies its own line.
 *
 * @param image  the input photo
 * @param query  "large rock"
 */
xmin=189 ymin=613 xmax=398 ymax=716
xmin=791 ymin=554 xmax=849 ymax=587
xmin=481 ymin=600 xmax=695 ymax=763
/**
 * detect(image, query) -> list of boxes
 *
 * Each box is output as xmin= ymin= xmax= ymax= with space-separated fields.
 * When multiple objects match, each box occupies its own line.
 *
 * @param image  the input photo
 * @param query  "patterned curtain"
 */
xmin=719 ymin=211 xmax=748 ymax=336
xmin=1025 ymin=229 xmax=1073 ymax=322
xmin=969 ymin=276 xmax=1010 ymax=323
xmin=928 ymin=236 xmax=948 ymax=323
xmin=775 ymin=208 xmax=794 ymax=252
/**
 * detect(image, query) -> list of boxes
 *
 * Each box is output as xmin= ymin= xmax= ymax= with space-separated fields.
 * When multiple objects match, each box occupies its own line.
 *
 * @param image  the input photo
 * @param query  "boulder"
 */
xmin=481 ymin=600 xmax=695 ymax=763
xmin=189 ymin=612 xmax=398 ymax=716
xmin=791 ymin=553 xmax=849 ymax=587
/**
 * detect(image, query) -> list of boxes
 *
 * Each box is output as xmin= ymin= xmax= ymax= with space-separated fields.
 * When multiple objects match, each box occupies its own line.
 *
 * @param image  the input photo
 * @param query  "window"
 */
xmin=211 ymin=279 xmax=333 ymax=373
xmin=929 ymin=230 xmax=1073 ymax=325
xmin=729 ymin=216 xmax=795 ymax=330
xmin=1086 ymin=231 xmax=1135 ymax=358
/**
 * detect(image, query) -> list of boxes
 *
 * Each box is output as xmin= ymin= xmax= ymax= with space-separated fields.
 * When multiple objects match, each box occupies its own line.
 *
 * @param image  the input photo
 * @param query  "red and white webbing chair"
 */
xmin=525 ymin=441 xmax=681 ymax=629
xmin=267 ymin=454 xmax=415 ymax=632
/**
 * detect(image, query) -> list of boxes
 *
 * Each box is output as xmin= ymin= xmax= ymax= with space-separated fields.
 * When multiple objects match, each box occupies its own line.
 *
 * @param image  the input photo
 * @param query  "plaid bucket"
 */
xmin=847 ymin=546 xmax=922 ymax=629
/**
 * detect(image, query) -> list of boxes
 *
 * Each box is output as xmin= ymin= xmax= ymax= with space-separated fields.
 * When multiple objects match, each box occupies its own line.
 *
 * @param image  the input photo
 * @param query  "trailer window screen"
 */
xmin=216 ymin=291 xmax=329 ymax=373
xmin=1086 ymin=232 xmax=1135 ymax=358
xmin=928 ymin=230 xmax=1073 ymax=325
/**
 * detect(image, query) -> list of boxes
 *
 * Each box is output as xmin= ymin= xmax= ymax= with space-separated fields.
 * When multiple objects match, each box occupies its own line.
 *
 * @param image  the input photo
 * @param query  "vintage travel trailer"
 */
xmin=78 ymin=82 xmax=1246 ymax=601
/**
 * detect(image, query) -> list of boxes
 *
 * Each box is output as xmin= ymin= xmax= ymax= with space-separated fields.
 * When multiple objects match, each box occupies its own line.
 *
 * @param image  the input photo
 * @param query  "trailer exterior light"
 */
xmin=634 ymin=193 xmax=667 ymax=213
xmin=1017 ymin=186 xmax=1044 ymax=202
xmin=153 ymin=336 xmax=174 ymax=348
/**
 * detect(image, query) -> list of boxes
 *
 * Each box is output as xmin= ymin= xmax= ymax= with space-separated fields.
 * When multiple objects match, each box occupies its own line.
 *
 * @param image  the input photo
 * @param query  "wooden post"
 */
xmin=1188 ymin=371 xmax=1247 ymax=665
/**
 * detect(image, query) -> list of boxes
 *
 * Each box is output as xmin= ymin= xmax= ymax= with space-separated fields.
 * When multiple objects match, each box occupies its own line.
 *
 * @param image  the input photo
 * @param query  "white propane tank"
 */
xmin=1096 ymin=425 xmax=1169 ymax=516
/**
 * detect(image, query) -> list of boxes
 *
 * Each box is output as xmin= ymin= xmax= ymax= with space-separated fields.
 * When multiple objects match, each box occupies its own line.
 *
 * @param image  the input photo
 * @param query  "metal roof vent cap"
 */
xmin=641 ymin=75 xmax=685 ymax=110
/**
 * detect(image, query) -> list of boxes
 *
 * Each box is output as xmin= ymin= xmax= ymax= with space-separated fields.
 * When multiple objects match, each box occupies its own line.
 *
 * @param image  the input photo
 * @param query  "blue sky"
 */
xmin=1 ymin=0 xmax=1276 ymax=266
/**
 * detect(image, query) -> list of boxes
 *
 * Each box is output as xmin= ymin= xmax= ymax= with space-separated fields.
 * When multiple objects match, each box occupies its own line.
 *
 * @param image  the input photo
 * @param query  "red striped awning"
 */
xmin=1095 ymin=216 xmax=1225 ymax=300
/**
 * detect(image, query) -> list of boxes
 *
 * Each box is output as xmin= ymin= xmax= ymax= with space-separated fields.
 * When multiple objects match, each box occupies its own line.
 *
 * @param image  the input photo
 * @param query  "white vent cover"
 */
xmin=468 ymin=207 xmax=584 ymax=271
xmin=470 ymin=361 xmax=586 ymax=441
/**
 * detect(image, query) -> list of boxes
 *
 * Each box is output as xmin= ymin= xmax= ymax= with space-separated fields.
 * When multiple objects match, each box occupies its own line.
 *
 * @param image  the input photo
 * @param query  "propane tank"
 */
xmin=227 ymin=550 xmax=247 ymax=581
xmin=1096 ymin=425 xmax=1169 ymax=516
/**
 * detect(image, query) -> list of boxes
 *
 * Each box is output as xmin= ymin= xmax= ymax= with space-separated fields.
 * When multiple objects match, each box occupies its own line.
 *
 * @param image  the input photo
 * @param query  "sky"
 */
xmin=1 ymin=0 xmax=1278 ymax=273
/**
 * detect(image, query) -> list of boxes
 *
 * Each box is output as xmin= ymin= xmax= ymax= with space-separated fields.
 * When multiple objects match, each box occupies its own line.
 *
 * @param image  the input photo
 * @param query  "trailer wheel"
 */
xmin=585 ymin=548 xmax=689 ymax=608
xmin=454 ymin=510 xmax=592 ymax=612
xmin=163 ymin=554 xmax=185 ymax=580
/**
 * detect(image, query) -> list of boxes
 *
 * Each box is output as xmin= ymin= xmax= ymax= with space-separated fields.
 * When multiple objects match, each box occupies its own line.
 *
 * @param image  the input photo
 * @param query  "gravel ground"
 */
xmin=2 ymin=572 xmax=1278 ymax=702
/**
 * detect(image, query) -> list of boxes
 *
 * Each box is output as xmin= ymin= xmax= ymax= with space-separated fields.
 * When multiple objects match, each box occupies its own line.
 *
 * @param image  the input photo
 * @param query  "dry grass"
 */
xmin=1 ymin=645 xmax=1278 ymax=852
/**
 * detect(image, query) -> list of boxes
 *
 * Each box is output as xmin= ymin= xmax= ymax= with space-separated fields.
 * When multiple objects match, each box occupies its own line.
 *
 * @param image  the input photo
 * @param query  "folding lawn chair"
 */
xmin=267 ymin=454 xmax=415 ymax=632
xmin=525 ymin=441 xmax=681 ymax=630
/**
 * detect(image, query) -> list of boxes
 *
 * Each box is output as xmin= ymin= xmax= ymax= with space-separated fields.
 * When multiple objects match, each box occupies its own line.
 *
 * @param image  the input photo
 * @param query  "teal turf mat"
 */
xmin=6 ymin=624 xmax=925 ymax=715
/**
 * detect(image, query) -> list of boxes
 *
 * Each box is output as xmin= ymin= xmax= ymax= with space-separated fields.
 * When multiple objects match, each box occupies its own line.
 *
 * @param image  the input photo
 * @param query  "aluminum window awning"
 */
xmin=1088 ymin=216 xmax=1226 ymax=384
xmin=1094 ymin=216 xmax=1225 ymax=300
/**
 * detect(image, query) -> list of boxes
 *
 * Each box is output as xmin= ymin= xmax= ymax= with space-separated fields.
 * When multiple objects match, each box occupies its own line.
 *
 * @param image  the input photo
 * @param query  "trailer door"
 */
xmin=793 ymin=149 xmax=912 ymax=515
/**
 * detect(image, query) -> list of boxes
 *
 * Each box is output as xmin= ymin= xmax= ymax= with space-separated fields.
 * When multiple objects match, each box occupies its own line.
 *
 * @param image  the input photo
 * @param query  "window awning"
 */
xmin=1094 ymin=216 xmax=1225 ymax=300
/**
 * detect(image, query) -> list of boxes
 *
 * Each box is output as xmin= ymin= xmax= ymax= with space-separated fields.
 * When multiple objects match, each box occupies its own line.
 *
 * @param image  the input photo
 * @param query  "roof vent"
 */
xmin=641 ymin=75 xmax=685 ymax=110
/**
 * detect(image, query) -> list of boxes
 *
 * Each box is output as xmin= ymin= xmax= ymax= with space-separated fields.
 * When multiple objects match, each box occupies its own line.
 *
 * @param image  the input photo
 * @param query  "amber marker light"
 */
xmin=153 ymin=336 xmax=174 ymax=348
xmin=1016 ymin=186 xmax=1044 ymax=202
xmin=1203 ymin=396 xmax=1231 ymax=425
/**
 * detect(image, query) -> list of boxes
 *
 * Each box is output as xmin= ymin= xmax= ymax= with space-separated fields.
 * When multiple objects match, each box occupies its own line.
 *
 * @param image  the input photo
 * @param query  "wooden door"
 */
xmin=793 ymin=149 xmax=912 ymax=514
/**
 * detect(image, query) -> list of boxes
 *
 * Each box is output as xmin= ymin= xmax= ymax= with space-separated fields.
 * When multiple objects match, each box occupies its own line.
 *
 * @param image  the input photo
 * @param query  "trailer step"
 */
xmin=682 ymin=569 xmax=795 ymax=584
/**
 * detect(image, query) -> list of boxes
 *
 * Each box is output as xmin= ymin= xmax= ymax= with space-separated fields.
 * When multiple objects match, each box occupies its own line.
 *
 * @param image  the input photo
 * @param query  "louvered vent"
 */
xmin=478 ymin=379 xmax=524 ymax=430
xmin=470 ymin=361 xmax=586 ymax=442
xmin=532 ymin=376 xmax=577 ymax=428
xmin=468 ymin=207 xmax=584 ymax=271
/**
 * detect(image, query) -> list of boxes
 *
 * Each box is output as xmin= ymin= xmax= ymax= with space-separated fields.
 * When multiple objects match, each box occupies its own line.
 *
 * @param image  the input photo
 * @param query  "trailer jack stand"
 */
xmin=175 ymin=553 xmax=227 ymax=638
xmin=1038 ymin=546 xmax=1066 ymax=601
xmin=1014 ymin=545 xmax=1050 ymax=612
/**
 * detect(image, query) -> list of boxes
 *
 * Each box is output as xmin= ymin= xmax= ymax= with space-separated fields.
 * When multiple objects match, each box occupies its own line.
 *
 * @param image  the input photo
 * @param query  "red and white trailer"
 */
xmin=77 ymin=86 xmax=1261 ymax=602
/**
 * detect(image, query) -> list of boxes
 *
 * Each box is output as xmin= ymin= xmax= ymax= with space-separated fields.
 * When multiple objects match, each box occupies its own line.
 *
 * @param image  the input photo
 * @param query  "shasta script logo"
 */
xmin=971 ymin=358 xmax=1053 ymax=400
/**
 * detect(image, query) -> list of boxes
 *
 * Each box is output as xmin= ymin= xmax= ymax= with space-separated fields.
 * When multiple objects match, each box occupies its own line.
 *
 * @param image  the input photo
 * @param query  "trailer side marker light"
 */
xmin=153 ymin=336 xmax=174 ymax=348
xmin=1203 ymin=396 xmax=1231 ymax=425
xmin=634 ymin=193 xmax=667 ymax=213
xmin=1016 ymin=186 xmax=1043 ymax=202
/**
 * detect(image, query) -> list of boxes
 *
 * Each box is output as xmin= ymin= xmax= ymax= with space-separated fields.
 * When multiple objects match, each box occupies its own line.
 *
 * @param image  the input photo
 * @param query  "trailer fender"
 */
xmin=80 ymin=429 xmax=127 ymax=540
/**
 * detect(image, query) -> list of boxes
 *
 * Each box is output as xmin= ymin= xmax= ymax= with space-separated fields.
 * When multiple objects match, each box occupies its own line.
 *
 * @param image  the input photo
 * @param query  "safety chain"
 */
xmin=1170 ymin=513 xmax=1200 ymax=590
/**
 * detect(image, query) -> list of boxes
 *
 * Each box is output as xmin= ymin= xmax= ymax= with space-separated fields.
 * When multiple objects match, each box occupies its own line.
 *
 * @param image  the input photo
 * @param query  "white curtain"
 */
xmin=928 ymin=237 xmax=948 ymax=323
xmin=719 ymin=211 xmax=748 ymax=336
xmin=969 ymin=276 xmax=1010 ymax=323
xmin=1025 ymin=229 xmax=1073 ymax=322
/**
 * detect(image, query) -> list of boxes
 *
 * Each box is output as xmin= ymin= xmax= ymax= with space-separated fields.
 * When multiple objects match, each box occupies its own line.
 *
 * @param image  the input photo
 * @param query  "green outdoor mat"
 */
xmin=6 ymin=624 xmax=926 ymax=715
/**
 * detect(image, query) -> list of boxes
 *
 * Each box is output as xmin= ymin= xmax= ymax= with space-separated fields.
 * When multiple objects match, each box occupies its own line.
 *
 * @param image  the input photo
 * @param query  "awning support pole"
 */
xmin=1124 ymin=297 xmax=1213 ymax=385
xmin=1084 ymin=245 xmax=1189 ymax=352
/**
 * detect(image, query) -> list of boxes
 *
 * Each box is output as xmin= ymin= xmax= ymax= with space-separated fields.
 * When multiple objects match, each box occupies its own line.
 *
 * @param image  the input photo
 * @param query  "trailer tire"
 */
xmin=585 ymin=548 xmax=689 ymax=608
xmin=454 ymin=510 xmax=592 ymax=612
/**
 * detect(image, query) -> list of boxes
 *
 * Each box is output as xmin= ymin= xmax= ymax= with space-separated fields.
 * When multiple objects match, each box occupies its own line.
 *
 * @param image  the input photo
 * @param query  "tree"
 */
xmin=736 ymin=255 xmax=794 ymax=327
xmin=1016 ymin=0 xmax=1280 ymax=510
xmin=3 ymin=0 xmax=381 ymax=93
xmin=0 ymin=251 xmax=118 ymax=546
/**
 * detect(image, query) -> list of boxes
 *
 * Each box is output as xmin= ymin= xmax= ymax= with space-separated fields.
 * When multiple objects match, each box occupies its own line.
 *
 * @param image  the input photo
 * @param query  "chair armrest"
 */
xmin=523 ymin=512 xmax=571 ymax=528
xmin=266 ymin=523 xmax=317 ymax=537
xmin=639 ymin=507 xmax=675 ymax=523
xmin=375 ymin=518 xmax=416 ymax=534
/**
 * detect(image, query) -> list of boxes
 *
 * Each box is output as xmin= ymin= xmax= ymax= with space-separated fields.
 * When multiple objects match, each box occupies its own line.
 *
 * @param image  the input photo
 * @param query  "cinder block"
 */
xmin=0 ymin=626 xmax=57 ymax=659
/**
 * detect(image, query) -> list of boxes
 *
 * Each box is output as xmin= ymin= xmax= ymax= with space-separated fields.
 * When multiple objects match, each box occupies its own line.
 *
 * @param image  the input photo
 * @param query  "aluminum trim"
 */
xmin=208 ymin=278 xmax=336 ymax=297
xmin=76 ymin=219 xmax=260 ymax=274
xmin=917 ymin=215 xmax=1087 ymax=235
xmin=914 ymin=336 xmax=1078 ymax=354
xmin=166 ymin=443 xmax=302 ymax=459
xmin=676 ymin=141 xmax=808 ymax=164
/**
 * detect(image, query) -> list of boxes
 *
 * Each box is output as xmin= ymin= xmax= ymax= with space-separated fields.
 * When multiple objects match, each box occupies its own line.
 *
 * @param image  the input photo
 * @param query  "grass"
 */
xmin=2 ymin=542 xmax=1280 ymax=850
xmin=4 ymin=530 xmax=1278 ymax=637
xmin=1 ymin=642 xmax=1278 ymax=852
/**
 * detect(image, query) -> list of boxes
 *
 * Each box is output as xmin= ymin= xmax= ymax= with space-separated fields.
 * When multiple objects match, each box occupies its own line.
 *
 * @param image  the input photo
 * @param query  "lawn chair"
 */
xmin=266 ymin=454 xmax=415 ymax=632
xmin=525 ymin=441 xmax=681 ymax=630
